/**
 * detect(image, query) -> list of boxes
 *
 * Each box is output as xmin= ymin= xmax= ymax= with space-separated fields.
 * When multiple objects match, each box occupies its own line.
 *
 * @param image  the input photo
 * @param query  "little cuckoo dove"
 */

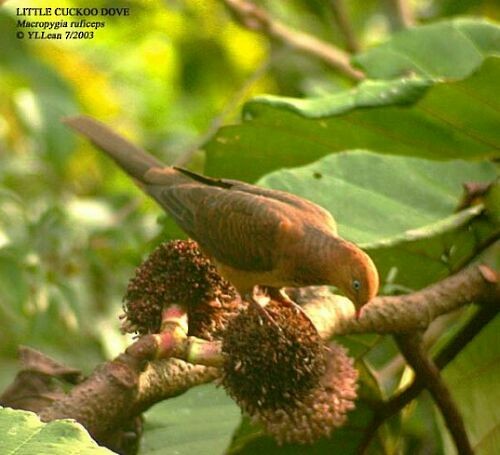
xmin=64 ymin=115 xmax=379 ymax=317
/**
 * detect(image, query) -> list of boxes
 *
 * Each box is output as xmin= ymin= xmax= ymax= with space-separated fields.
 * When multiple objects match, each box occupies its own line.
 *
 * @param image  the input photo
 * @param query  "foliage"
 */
xmin=259 ymin=151 xmax=497 ymax=288
xmin=140 ymin=384 xmax=241 ymax=455
xmin=441 ymin=315 xmax=500 ymax=452
xmin=0 ymin=407 xmax=113 ymax=454
xmin=0 ymin=0 xmax=499 ymax=454
xmin=208 ymin=49 xmax=500 ymax=180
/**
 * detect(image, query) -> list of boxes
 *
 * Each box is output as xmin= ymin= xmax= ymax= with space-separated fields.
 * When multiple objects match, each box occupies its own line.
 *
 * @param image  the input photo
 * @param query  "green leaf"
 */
xmin=206 ymin=57 xmax=500 ymax=182
xmin=442 ymin=315 xmax=500 ymax=454
xmin=0 ymin=407 xmax=113 ymax=454
xmin=245 ymin=78 xmax=432 ymax=118
xmin=140 ymin=384 xmax=241 ymax=455
xmin=257 ymin=150 xmax=498 ymax=289
xmin=354 ymin=18 xmax=500 ymax=79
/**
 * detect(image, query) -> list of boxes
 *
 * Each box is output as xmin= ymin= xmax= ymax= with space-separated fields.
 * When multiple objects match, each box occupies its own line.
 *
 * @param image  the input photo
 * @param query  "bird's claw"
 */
xmin=244 ymin=292 xmax=280 ymax=328
xmin=264 ymin=287 xmax=296 ymax=307
xmin=262 ymin=286 xmax=318 ymax=329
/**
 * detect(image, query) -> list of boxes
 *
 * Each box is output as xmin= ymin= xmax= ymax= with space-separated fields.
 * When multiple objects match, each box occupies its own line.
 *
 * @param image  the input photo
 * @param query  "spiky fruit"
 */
xmin=221 ymin=299 xmax=357 ymax=444
xmin=122 ymin=240 xmax=238 ymax=336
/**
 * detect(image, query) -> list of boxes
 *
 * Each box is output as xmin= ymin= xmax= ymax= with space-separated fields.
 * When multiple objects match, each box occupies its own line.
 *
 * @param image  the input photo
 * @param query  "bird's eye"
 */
xmin=352 ymin=279 xmax=361 ymax=291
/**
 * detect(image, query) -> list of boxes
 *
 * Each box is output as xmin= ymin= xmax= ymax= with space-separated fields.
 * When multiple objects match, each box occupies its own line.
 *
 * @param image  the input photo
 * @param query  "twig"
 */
xmin=330 ymin=0 xmax=359 ymax=53
xmin=221 ymin=0 xmax=364 ymax=81
xmin=400 ymin=303 xmax=498 ymax=404
xmin=359 ymin=303 xmax=499 ymax=452
xmin=387 ymin=0 xmax=415 ymax=29
xmin=174 ymin=59 xmax=270 ymax=167
xmin=395 ymin=334 xmax=473 ymax=455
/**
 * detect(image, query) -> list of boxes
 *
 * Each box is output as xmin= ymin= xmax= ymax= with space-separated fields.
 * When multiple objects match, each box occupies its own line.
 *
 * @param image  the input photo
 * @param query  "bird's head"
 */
xmin=329 ymin=241 xmax=379 ymax=319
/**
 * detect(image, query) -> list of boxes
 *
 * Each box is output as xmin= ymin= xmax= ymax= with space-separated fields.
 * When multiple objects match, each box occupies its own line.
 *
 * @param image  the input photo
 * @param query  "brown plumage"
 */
xmin=64 ymin=115 xmax=379 ymax=314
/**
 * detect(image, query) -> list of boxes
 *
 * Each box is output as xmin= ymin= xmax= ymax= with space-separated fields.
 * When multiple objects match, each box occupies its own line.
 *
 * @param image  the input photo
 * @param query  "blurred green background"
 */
xmin=1 ymin=1 xmax=499 ymax=454
xmin=1 ymin=0 xmax=276 ymax=385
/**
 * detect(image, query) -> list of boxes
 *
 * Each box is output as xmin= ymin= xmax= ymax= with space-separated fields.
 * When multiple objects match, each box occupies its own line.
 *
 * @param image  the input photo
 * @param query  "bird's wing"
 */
xmin=172 ymin=166 xmax=337 ymax=234
xmin=150 ymin=183 xmax=295 ymax=271
xmin=231 ymin=183 xmax=337 ymax=234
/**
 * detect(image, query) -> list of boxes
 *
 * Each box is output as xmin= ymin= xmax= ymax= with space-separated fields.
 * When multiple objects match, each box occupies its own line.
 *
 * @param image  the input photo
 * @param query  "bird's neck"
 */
xmin=325 ymin=237 xmax=361 ymax=285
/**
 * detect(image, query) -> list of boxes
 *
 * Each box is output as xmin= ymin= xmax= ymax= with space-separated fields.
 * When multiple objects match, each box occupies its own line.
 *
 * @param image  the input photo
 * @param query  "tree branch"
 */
xmin=2 ymin=264 xmax=497 ymax=451
xmin=36 ymin=333 xmax=219 ymax=446
xmin=387 ymin=0 xmax=415 ymax=29
xmin=395 ymin=334 xmax=473 ymax=455
xmin=357 ymin=293 xmax=499 ymax=453
xmin=330 ymin=0 xmax=359 ymax=53
xmin=221 ymin=0 xmax=364 ymax=81
xmin=301 ymin=264 xmax=499 ymax=338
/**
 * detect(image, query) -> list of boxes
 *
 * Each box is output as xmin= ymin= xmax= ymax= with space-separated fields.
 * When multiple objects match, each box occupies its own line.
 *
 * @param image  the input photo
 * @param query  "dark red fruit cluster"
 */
xmin=122 ymin=240 xmax=237 ymax=335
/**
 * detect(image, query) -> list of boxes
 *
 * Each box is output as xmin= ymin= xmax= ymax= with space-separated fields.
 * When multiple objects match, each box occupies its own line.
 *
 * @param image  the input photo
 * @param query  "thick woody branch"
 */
xmin=4 ymin=264 xmax=497 ymax=450
xmin=37 ymin=308 xmax=221 ymax=444
xmin=305 ymin=263 xmax=497 ymax=453
xmin=37 ymin=333 xmax=218 ymax=443
xmin=222 ymin=0 xmax=364 ymax=81
xmin=37 ymin=358 xmax=211 ymax=439
xmin=302 ymin=264 xmax=499 ymax=338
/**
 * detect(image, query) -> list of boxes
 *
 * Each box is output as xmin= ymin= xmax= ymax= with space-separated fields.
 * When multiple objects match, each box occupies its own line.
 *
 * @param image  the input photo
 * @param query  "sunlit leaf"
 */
xmin=258 ymin=150 xmax=498 ymax=288
xmin=0 ymin=407 xmax=113 ymax=454
xmin=205 ymin=17 xmax=500 ymax=183
xmin=206 ymin=56 xmax=500 ymax=182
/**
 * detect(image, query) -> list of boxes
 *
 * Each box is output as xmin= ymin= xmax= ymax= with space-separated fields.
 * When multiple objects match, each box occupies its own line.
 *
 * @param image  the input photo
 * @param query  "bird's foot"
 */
xmin=264 ymin=287 xmax=296 ymax=307
xmin=263 ymin=286 xmax=317 ymax=329
xmin=263 ymin=287 xmax=308 ymax=317
xmin=244 ymin=292 xmax=279 ymax=329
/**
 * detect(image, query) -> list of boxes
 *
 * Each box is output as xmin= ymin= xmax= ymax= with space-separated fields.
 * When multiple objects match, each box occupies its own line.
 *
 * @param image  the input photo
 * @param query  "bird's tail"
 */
xmin=63 ymin=115 xmax=170 ymax=183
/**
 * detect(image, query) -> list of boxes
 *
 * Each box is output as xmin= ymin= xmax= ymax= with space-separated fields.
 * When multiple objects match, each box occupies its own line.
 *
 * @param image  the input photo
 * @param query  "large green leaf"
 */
xmin=0 ymin=407 xmax=113 ymax=454
xmin=257 ymin=150 xmax=498 ymax=289
xmin=205 ymin=57 xmax=500 ymax=182
xmin=354 ymin=18 xmax=500 ymax=79
xmin=441 ymin=315 xmax=500 ymax=454
xmin=140 ymin=384 xmax=241 ymax=455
